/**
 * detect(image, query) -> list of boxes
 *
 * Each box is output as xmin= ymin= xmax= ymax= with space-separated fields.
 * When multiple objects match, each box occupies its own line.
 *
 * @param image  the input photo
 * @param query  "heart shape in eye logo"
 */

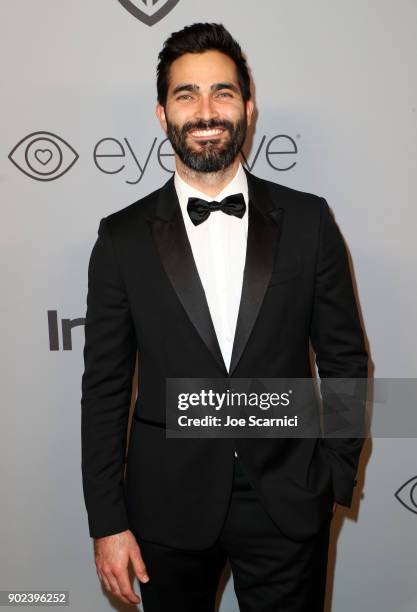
xmin=35 ymin=149 xmax=53 ymax=165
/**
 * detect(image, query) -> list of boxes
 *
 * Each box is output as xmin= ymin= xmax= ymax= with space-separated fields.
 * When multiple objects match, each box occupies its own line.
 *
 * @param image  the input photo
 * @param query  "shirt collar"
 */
xmin=174 ymin=162 xmax=248 ymax=217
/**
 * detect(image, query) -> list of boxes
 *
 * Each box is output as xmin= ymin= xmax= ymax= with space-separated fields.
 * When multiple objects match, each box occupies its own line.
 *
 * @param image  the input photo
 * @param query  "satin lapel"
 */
xmin=228 ymin=170 xmax=284 ymax=376
xmin=146 ymin=175 xmax=228 ymax=374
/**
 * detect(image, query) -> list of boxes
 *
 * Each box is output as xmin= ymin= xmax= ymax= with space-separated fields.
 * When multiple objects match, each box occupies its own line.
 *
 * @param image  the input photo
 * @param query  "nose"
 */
xmin=194 ymin=95 xmax=219 ymax=122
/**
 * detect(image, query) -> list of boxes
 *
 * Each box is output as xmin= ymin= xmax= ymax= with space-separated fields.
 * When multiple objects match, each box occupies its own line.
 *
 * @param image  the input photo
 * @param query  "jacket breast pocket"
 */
xmin=267 ymin=260 xmax=303 ymax=287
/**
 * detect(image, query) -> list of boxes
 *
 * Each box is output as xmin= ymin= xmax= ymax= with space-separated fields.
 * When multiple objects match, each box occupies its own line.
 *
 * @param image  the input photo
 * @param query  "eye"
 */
xmin=177 ymin=94 xmax=193 ymax=101
xmin=8 ymin=131 xmax=78 ymax=181
xmin=395 ymin=475 xmax=417 ymax=514
xmin=217 ymin=92 xmax=233 ymax=98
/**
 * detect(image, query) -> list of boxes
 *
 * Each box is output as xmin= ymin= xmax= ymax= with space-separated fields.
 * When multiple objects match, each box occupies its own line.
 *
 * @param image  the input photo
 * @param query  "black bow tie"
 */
xmin=187 ymin=193 xmax=246 ymax=226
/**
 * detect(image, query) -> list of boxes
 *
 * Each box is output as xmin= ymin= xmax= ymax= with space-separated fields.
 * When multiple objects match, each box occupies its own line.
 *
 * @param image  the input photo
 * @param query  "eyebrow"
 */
xmin=171 ymin=82 xmax=240 ymax=96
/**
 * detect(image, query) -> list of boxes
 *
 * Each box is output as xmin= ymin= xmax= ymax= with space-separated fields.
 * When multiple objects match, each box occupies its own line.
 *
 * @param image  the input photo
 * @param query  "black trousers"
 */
xmin=135 ymin=456 xmax=331 ymax=612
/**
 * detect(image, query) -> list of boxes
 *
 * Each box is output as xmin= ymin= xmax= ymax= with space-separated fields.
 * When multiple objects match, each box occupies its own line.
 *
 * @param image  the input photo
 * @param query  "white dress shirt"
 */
xmin=174 ymin=162 xmax=249 ymax=458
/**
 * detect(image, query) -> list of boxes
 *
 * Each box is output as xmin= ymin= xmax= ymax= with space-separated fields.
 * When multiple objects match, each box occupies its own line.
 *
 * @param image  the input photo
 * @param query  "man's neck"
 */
xmin=175 ymin=157 xmax=241 ymax=198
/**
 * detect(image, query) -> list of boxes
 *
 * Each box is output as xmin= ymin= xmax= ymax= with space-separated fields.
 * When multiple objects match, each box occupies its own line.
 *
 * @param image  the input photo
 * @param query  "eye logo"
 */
xmin=8 ymin=131 xmax=78 ymax=181
xmin=395 ymin=476 xmax=417 ymax=514
xmin=118 ymin=0 xmax=180 ymax=26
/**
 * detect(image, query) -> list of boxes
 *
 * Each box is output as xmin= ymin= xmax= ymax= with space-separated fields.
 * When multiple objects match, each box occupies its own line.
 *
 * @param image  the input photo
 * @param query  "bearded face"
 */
xmin=156 ymin=50 xmax=253 ymax=175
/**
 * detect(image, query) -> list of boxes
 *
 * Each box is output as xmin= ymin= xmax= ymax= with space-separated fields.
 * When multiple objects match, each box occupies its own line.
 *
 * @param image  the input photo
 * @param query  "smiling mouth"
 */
xmin=188 ymin=128 xmax=226 ymax=140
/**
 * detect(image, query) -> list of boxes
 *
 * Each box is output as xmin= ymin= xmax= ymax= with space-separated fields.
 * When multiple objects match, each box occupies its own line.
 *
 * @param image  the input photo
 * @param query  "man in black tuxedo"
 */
xmin=81 ymin=22 xmax=368 ymax=611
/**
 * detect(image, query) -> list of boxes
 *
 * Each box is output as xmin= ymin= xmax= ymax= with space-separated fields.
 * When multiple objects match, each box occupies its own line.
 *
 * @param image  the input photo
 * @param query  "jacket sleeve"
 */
xmin=310 ymin=197 xmax=368 ymax=507
xmin=81 ymin=217 xmax=137 ymax=538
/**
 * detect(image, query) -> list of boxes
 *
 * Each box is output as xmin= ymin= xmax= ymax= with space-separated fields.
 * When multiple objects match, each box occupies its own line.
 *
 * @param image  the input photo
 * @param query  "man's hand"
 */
xmin=94 ymin=529 xmax=149 ymax=605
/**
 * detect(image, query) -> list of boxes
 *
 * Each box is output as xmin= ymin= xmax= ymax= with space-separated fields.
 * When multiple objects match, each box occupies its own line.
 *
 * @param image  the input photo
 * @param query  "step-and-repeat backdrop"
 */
xmin=1 ymin=1 xmax=416 ymax=610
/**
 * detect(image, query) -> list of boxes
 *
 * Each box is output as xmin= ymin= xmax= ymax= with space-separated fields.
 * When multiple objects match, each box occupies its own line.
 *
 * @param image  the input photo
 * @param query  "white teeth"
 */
xmin=191 ymin=129 xmax=223 ymax=137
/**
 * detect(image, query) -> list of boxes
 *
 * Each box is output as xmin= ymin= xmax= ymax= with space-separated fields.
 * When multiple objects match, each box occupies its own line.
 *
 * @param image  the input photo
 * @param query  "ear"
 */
xmin=156 ymin=103 xmax=168 ymax=133
xmin=245 ymin=98 xmax=255 ymax=127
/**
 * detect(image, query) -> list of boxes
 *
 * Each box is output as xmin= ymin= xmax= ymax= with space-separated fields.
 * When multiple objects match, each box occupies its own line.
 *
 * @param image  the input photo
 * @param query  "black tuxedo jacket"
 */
xmin=81 ymin=168 xmax=368 ymax=548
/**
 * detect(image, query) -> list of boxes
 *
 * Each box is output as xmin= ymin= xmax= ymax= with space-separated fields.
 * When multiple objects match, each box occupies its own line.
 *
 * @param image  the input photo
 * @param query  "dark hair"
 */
xmin=156 ymin=22 xmax=251 ymax=107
